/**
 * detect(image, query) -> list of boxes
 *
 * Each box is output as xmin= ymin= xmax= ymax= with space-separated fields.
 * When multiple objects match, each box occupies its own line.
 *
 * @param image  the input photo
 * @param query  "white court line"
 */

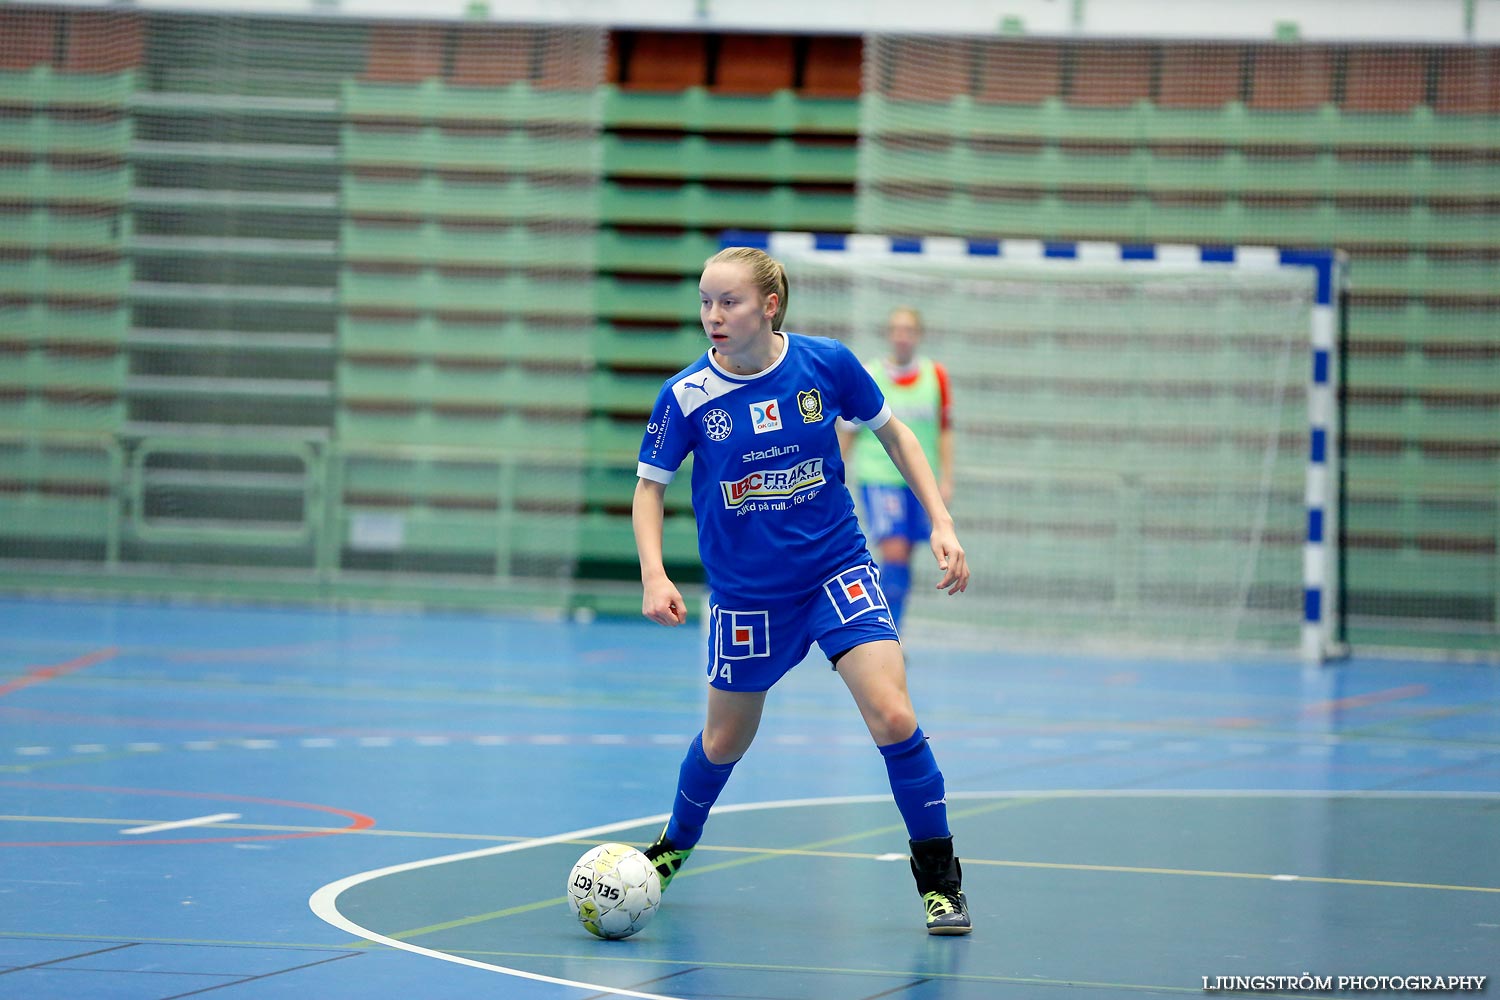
xmin=121 ymin=813 xmax=242 ymax=836
xmin=309 ymin=790 xmax=1500 ymax=1000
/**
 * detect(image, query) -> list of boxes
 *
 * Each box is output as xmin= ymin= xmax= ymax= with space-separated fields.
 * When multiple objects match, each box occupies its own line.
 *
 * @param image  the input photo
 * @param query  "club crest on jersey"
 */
xmin=702 ymin=408 xmax=732 ymax=442
xmin=750 ymin=398 xmax=782 ymax=435
xmin=797 ymin=388 xmax=823 ymax=423
xmin=823 ymin=565 xmax=889 ymax=624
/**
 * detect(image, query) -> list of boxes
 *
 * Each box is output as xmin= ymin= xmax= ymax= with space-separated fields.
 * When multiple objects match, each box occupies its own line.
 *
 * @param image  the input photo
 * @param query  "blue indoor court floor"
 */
xmin=0 ymin=596 xmax=1496 ymax=999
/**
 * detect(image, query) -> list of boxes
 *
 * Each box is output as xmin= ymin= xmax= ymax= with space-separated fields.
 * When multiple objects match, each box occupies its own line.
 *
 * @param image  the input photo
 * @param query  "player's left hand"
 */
xmin=929 ymin=525 xmax=969 ymax=595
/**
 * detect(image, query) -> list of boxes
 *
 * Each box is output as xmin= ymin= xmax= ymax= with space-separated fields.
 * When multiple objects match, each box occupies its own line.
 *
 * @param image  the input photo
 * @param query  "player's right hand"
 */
xmin=642 ymin=578 xmax=687 ymax=626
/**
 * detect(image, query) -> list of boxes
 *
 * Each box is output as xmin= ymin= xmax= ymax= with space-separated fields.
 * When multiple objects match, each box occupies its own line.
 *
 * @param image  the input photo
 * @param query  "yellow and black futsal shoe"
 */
xmin=910 ymin=836 xmax=973 ymax=935
xmin=643 ymin=829 xmax=693 ymax=890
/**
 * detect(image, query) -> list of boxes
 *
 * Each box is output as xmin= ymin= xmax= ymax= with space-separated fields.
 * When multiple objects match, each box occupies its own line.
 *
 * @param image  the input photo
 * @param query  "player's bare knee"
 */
xmin=700 ymin=728 xmax=748 ymax=765
xmin=870 ymin=704 xmax=918 ymax=746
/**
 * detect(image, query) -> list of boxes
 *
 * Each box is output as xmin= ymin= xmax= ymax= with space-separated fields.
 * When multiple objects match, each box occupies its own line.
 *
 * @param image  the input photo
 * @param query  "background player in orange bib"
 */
xmin=841 ymin=306 xmax=954 ymax=630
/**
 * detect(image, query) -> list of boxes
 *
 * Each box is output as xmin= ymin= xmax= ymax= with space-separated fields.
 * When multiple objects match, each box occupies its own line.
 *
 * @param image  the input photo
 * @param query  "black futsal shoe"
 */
xmin=643 ymin=828 xmax=693 ymax=890
xmin=910 ymin=835 xmax=973 ymax=935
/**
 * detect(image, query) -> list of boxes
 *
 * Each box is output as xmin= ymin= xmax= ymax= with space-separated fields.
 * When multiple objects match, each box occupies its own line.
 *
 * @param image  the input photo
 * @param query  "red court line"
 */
xmin=163 ymin=635 xmax=396 ymax=663
xmin=0 ymin=647 xmax=119 ymax=699
xmin=0 ymin=780 xmax=376 ymax=848
xmin=1301 ymin=684 xmax=1430 ymax=718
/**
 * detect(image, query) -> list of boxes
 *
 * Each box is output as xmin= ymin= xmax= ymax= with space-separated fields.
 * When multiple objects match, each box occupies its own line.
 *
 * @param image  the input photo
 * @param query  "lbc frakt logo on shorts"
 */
xmin=750 ymin=399 xmax=782 ymax=434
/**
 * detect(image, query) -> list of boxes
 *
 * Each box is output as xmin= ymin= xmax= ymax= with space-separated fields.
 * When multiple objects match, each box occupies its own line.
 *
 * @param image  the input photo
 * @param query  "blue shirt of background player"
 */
xmin=636 ymin=332 xmax=892 ymax=604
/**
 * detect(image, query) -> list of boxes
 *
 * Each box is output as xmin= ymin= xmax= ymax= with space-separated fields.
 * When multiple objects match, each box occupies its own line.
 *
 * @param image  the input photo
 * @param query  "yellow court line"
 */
xmin=0 ymin=931 xmax=1339 ymax=998
xmin=648 ymin=794 xmax=1041 ymax=884
xmin=380 ymin=785 xmax=1496 ymax=944
xmin=8 ymin=806 xmax=1495 ymax=898
xmin=0 ymin=930 xmax=362 ymax=952
xmin=381 ymin=796 xmax=1055 ymax=942
xmin=965 ymin=857 xmax=1500 ymax=893
xmin=429 ymin=946 xmax=1332 ymax=999
xmin=0 ymin=814 xmax=533 ymax=843
xmin=0 ymin=750 xmax=149 ymax=773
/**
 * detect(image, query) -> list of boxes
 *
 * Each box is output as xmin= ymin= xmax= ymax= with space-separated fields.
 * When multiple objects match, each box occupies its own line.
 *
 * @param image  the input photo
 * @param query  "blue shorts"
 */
xmin=861 ymin=483 xmax=931 ymax=545
xmin=706 ymin=562 xmax=900 ymax=692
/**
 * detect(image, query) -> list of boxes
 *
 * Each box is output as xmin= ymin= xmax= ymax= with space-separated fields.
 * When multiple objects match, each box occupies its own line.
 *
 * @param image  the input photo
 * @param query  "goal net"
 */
xmin=755 ymin=232 xmax=1341 ymax=660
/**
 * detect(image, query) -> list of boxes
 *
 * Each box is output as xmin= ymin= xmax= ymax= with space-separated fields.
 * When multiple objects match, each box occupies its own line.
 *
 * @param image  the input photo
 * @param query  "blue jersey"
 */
xmin=637 ymin=333 xmax=891 ymax=603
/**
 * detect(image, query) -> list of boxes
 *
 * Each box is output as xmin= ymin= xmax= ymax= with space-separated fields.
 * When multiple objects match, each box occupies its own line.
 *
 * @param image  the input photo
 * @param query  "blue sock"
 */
xmin=664 ymin=731 xmax=737 ymax=849
xmin=879 ymin=727 xmax=950 ymax=842
xmin=881 ymin=562 xmax=910 ymax=627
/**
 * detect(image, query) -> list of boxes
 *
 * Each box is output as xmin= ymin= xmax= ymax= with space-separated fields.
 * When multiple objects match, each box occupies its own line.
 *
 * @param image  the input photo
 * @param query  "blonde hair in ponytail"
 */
xmin=706 ymin=246 xmax=788 ymax=331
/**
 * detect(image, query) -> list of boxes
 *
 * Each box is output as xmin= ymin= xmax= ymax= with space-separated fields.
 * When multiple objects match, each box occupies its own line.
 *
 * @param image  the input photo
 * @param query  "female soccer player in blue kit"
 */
xmin=632 ymin=246 xmax=973 ymax=934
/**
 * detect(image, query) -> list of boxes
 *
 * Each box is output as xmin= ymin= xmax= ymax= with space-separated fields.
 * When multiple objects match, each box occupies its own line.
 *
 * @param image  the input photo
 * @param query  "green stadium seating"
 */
xmin=342 ymin=79 xmax=598 ymax=126
xmin=0 ymin=66 xmax=136 ymax=107
xmin=578 ymin=510 xmax=697 ymax=563
xmin=340 ymin=268 xmax=596 ymax=317
xmin=339 ymin=315 xmax=592 ymax=364
xmin=342 ymin=173 xmax=598 ymax=222
xmin=0 ymin=488 xmax=116 ymax=544
xmin=2 ymin=22 xmax=1495 ymax=647
xmin=602 ymin=86 xmax=860 ymax=135
xmin=338 ymin=359 xmax=588 ymax=411
xmin=0 ymin=347 xmax=127 ymax=390
xmin=592 ymin=324 xmax=705 ymax=367
xmin=601 ymin=180 xmax=854 ymax=230
xmin=0 ymin=393 xmax=125 ymax=433
xmin=587 ymin=369 xmax=662 ymax=413
xmin=603 ymin=133 xmax=856 ymax=183
xmin=1347 ymin=548 xmax=1496 ymax=598
xmin=596 ymin=229 xmax=719 ymax=274
xmin=585 ymin=463 xmax=693 ymax=513
xmin=337 ymin=407 xmax=591 ymax=451
xmin=1 ymin=303 xmax=128 ymax=344
xmin=1351 ymin=255 xmax=1500 ymax=299
xmin=341 ymin=220 xmax=594 ymax=268
xmin=0 ymin=210 xmax=124 ymax=254
xmin=0 ymin=115 xmax=131 ymax=156
xmin=341 ymin=124 xmax=596 ymax=173
xmin=595 ymin=275 xmax=700 ymax=322
xmin=587 ymin=415 xmax=649 ymax=463
xmin=0 ymin=161 xmax=131 ymax=205
xmin=0 ymin=255 xmax=130 ymax=298
xmin=339 ymin=453 xmax=583 ymax=507
xmin=1345 ymin=397 xmax=1499 ymax=445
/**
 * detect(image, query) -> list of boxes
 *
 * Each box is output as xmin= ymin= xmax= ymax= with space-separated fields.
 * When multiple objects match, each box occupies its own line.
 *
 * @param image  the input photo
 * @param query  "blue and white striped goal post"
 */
xmin=719 ymin=230 xmax=1347 ymax=664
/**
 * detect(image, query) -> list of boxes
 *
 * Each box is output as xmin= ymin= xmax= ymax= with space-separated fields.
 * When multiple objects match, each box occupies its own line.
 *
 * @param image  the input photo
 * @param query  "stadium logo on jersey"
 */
xmin=741 ymin=443 xmax=800 ymax=463
xmin=797 ymin=388 xmax=823 ymax=423
xmin=750 ymin=398 xmax=782 ymax=435
xmin=822 ymin=564 xmax=889 ymax=624
xmin=702 ymin=408 xmax=732 ymax=442
xmin=720 ymin=459 xmax=825 ymax=509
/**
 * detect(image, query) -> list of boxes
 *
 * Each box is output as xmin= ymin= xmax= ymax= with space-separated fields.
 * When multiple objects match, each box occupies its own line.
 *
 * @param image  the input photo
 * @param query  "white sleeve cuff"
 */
xmin=636 ymin=462 xmax=675 ymax=485
xmin=846 ymin=403 xmax=892 ymax=431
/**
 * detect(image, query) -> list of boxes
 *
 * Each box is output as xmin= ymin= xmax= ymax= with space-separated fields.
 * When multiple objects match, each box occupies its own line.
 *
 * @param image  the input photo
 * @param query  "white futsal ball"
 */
xmin=566 ymin=843 xmax=661 ymax=939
